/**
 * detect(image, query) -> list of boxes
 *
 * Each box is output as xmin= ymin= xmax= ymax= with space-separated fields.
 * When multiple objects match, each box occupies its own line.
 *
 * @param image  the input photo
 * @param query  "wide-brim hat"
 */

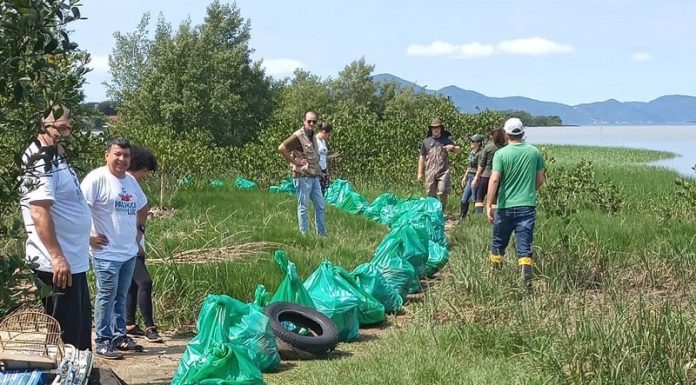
xmin=469 ymin=133 xmax=485 ymax=142
xmin=426 ymin=118 xmax=451 ymax=137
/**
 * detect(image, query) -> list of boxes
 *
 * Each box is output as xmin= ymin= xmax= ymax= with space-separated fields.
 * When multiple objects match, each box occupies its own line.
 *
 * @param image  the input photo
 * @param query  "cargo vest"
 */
xmin=291 ymin=128 xmax=322 ymax=177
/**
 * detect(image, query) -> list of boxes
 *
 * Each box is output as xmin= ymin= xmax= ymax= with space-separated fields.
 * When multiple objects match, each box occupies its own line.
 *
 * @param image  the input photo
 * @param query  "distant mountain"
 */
xmin=372 ymin=73 xmax=696 ymax=125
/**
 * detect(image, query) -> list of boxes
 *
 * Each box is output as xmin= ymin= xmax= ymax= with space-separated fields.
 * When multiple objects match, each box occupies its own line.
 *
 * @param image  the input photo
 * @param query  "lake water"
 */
xmin=524 ymin=125 xmax=696 ymax=177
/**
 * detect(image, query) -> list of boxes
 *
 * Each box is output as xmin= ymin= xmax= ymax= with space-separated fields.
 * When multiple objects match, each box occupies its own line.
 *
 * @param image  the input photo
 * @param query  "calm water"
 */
xmin=524 ymin=125 xmax=696 ymax=177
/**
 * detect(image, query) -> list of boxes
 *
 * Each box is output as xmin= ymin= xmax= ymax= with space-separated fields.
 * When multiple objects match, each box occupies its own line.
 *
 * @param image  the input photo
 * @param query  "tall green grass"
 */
xmin=137 ymin=145 xmax=696 ymax=384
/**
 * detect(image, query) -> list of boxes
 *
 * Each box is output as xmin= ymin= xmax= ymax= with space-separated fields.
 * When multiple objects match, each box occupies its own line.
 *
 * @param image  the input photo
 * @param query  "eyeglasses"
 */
xmin=306 ymin=120 xmax=317 ymax=124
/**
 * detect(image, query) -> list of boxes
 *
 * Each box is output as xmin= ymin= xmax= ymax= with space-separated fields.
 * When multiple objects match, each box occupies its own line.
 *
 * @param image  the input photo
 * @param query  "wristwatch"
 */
xmin=137 ymin=224 xmax=146 ymax=234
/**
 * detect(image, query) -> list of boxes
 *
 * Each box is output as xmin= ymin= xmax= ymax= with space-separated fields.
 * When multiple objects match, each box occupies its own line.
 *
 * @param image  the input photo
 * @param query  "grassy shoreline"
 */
xmin=127 ymin=145 xmax=696 ymax=383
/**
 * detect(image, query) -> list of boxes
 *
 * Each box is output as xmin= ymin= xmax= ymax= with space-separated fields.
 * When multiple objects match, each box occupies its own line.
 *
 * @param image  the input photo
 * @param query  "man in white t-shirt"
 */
xmin=20 ymin=106 xmax=93 ymax=352
xmin=81 ymin=137 xmax=148 ymax=359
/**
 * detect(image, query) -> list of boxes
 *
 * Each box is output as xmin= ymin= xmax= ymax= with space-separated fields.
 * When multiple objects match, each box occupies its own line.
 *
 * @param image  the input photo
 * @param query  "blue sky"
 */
xmin=73 ymin=0 xmax=695 ymax=105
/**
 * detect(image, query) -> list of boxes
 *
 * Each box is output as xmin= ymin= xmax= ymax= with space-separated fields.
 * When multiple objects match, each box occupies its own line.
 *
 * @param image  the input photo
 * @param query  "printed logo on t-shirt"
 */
xmin=115 ymin=187 xmax=137 ymax=215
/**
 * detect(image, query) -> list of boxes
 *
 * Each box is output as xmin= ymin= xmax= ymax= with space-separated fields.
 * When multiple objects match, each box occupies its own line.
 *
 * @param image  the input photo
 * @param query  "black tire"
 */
xmin=265 ymin=302 xmax=339 ymax=355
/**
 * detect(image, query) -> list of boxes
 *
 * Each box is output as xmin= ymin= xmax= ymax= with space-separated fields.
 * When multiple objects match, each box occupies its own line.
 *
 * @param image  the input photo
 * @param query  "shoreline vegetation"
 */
xmin=121 ymin=144 xmax=696 ymax=384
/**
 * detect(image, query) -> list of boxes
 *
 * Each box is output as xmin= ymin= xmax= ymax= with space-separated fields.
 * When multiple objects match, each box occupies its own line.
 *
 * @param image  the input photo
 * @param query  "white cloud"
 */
xmin=407 ymin=41 xmax=495 ymax=59
xmin=496 ymin=37 xmax=574 ymax=55
xmin=631 ymin=52 xmax=653 ymax=62
xmin=262 ymin=58 xmax=304 ymax=77
xmin=406 ymin=37 xmax=573 ymax=59
xmin=88 ymin=55 xmax=109 ymax=72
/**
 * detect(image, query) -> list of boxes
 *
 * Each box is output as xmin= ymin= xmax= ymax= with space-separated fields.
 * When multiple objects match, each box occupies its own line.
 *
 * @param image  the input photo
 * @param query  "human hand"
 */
xmin=487 ymin=207 xmax=495 ymax=224
xmin=51 ymin=255 xmax=72 ymax=289
xmin=417 ymin=173 xmax=423 ymax=182
xmin=460 ymin=177 xmax=467 ymax=188
xmin=90 ymin=234 xmax=108 ymax=250
xmin=137 ymin=244 xmax=145 ymax=258
xmin=471 ymin=177 xmax=478 ymax=190
xmin=444 ymin=144 xmax=455 ymax=152
xmin=295 ymin=159 xmax=308 ymax=167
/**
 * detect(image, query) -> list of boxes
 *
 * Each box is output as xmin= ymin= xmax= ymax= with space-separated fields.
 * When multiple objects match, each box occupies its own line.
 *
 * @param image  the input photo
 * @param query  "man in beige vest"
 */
xmin=278 ymin=111 xmax=326 ymax=236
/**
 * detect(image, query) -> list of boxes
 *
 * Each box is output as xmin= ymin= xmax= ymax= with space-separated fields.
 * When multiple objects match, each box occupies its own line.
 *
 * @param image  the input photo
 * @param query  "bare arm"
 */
xmin=451 ymin=145 xmax=462 ymax=155
xmin=536 ymin=170 xmax=546 ymax=190
xmin=278 ymin=137 xmax=304 ymax=167
xmin=417 ymin=155 xmax=425 ymax=180
xmin=136 ymin=204 xmax=149 ymax=244
xmin=30 ymin=201 xmax=72 ymax=288
xmin=486 ymin=171 xmax=501 ymax=223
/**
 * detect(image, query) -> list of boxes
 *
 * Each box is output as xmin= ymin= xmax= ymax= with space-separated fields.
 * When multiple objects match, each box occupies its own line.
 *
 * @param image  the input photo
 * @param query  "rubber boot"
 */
xmin=489 ymin=254 xmax=504 ymax=270
xmin=519 ymin=257 xmax=534 ymax=292
xmin=460 ymin=202 xmax=470 ymax=220
xmin=474 ymin=202 xmax=484 ymax=214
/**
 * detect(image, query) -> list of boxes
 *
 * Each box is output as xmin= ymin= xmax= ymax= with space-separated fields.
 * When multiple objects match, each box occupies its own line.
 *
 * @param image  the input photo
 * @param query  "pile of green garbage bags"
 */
xmin=173 ymin=178 xmax=451 ymax=384
xmin=170 ymin=294 xmax=279 ymax=385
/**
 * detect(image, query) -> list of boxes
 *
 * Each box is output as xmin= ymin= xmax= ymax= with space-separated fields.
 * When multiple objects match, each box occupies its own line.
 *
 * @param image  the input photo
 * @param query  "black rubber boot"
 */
xmin=460 ymin=202 xmax=470 ymax=220
xmin=520 ymin=263 xmax=533 ymax=292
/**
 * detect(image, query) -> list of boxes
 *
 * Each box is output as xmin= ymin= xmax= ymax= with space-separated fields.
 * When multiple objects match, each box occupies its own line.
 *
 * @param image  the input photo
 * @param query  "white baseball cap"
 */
xmin=503 ymin=118 xmax=525 ymax=135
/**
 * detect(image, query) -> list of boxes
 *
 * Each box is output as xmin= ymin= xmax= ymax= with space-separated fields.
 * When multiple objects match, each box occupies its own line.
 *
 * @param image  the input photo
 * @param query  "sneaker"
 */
xmin=114 ymin=336 xmax=144 ymax=352
xmin=144 ymin=326 xmax=163 ymax=343
xmin=127 ymin=324 xmax=145 ymax=337
xmin=95 ymin=342 xmax=124 ymax=360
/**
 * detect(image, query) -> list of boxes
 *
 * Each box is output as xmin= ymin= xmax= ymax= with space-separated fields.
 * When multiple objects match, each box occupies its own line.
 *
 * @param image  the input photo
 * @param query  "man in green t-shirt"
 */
xmin=486 ymin=118 xmax=545 ymax=290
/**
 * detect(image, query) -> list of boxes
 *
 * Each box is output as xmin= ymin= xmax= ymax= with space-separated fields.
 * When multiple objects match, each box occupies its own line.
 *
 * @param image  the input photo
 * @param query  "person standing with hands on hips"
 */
xmin=278 ymin=111 xmax=327 ymax=236
xmin=81 ymin=137 xmax=149 ymax=359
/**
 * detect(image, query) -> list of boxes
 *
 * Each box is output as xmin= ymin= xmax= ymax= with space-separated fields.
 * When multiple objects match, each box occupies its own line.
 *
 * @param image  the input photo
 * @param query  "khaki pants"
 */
xmin=425 ymin=171 xmax=451 ymax=210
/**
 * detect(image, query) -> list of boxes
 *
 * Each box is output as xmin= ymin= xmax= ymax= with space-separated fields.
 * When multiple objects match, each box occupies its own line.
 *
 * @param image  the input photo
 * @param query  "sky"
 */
xmin=73 ymin=0 xmax=696 ymax=106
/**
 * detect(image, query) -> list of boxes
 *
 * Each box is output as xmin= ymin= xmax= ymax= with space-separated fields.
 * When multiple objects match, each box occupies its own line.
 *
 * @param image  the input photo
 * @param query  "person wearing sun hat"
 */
xmin=486 ymin=117 xmax=545 ymax=291
xmin=459 ymin=133 xmax=485 ymax=220
xmin=417 ymin=118 xmax=461 ymax=211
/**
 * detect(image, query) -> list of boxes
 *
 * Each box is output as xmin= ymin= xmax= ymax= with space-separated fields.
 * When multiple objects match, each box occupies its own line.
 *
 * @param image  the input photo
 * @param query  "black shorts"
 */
xmin=35 ymin=270 xmax=92 ymax=350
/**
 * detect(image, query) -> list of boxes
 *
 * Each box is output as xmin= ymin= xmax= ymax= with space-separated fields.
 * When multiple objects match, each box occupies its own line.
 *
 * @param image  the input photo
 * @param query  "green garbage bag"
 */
xmin=210 ymin=179 xmax=225 ymax=188
xmin=176 ymin=175 xmax=194 ymax=186
xmin=253 ymin=284 xmax=271 ymax=309
xmin=304 ymin=261 xmax=360 ymax=341
xmin=271 ymin=250 xmax=315 ymax=308
xmin=375 ymin=220 xmax=429 ymax=278
xmin=333 ymin=266 xmax=385 ymax=325
xmin=235 ymin=177 xmax=258 ymax=190
xmin=391 ymin=197 xmax=448 ymax=248
xmin=171 ymin=295 xmax=271 ymax=385
xmin=363 ymin=193 xmax=399 ymax=222
xmin=370 ymin=241 xmax=417 ymax=300
xmin=352 ymin=263 xmax=403 ymax=314
xmin=268 ymin=177 xmax=296 ymax=194
xmin=424 ymin=240 xmax=449 ymax=277
xmin=325 ymin=179 xmax=355 ymax=206
xmin=336 ymin=191 xmax=369 ymax=215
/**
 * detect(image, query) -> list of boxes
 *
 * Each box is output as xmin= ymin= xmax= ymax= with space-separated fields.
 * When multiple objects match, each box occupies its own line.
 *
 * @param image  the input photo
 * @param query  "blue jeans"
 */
xmin=461 ymin=172 xmax=476 ymax=204
xmin=491 ymin=206 xmax=536 ymax=257
xmin=93 ymin=257 xmax=136 ymax=343
xmin=293 ymin=176 xmax=326 ymax=236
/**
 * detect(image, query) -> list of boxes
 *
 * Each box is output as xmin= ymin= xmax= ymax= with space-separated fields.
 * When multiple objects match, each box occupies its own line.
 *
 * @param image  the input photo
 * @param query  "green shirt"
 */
xmin=492 ymin=143 xmax=545 ymax=209
xmin=478 ymin=142 xmax=499 ymax=177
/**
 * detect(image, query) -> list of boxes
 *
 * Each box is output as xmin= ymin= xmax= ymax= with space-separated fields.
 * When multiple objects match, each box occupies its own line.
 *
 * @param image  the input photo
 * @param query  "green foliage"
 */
xmin=0 ymin=0 xmax=88 ymax=316
xmin=112 ymin=122 xmax=230 ymax=207
xmin=108 ymin=2 xmax=274 ymax=147
xmin=538 ymin=150 xmax=623 ymax=218
xmin=499 ymin=109 xmax=563 ymax=126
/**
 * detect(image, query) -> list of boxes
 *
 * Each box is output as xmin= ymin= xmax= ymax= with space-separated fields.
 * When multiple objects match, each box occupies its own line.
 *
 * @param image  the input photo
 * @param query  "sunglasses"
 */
xmin=306 ymin=120 xmax=317 ymax=124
